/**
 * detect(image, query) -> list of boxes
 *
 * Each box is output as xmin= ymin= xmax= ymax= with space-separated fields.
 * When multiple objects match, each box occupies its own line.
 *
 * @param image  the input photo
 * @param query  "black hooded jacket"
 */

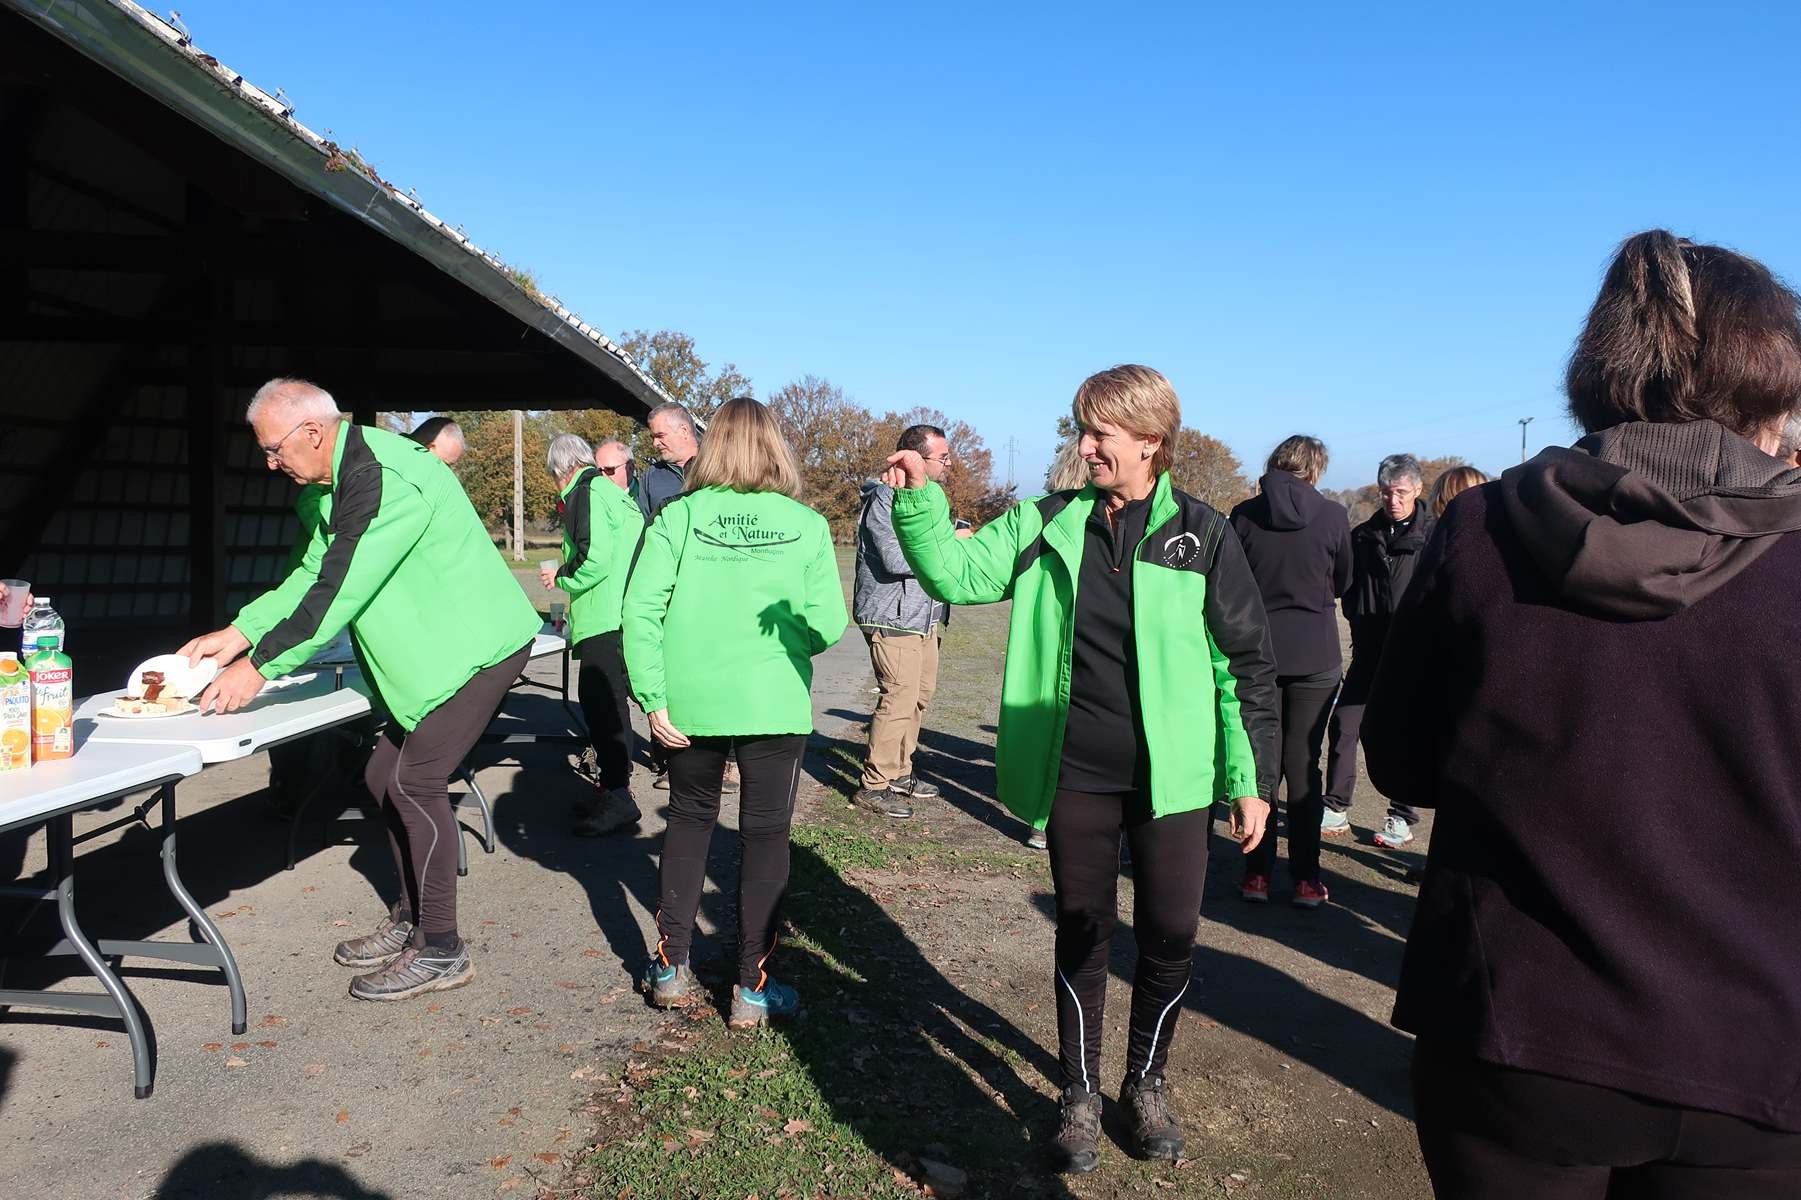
xmin=1363 ymin=419 xmax=1801 ymax=1130
xmin=1230 ymin=471 xmax=1353 ymax=679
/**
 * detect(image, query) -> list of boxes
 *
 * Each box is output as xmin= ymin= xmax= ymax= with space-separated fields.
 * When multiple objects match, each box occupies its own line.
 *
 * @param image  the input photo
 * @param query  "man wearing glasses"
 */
xmin=594 ymin=437 xmax=633 ymax=491
xmin=180 ymin=378 xmax=539 ymax=1002
xmin=850 ymin=424 xmax=971 ymax=818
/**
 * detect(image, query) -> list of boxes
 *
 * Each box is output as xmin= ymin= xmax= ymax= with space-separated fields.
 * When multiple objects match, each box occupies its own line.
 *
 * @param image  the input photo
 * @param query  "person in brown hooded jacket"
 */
xmin=1364 ymin=230 xmax=1801 ymax=1198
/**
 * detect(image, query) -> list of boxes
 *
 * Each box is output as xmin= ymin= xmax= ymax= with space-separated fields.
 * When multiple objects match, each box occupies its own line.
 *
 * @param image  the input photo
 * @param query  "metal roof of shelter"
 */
xmin=1 ymin=0 xmax=670 ymax=677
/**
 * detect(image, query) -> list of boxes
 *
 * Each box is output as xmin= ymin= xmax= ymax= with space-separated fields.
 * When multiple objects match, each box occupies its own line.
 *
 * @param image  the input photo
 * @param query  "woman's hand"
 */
xmin=1229 ymin=796 xmax=1270 ymax=853
xmin=647 ymin=709 xmax=690 ymax=749
xmin=178 ymin=626 xmax=250 ymax=668
xmin=882 ymin=450 xmax=928 ymax=490
xmin=538 ymin=563 xmax=558 ymax=589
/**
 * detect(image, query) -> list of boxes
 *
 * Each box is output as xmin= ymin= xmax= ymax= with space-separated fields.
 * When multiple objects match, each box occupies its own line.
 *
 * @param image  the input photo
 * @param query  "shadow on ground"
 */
xmin=154 ymin=1141 xmax=394 ymax=1199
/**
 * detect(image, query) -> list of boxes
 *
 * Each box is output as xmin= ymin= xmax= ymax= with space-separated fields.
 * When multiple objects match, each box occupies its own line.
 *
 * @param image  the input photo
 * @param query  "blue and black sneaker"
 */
xmin=729 ymin=979 xmax=800 ymax=1028
xmin=640 ymin=958 xmax=699 ymax=1008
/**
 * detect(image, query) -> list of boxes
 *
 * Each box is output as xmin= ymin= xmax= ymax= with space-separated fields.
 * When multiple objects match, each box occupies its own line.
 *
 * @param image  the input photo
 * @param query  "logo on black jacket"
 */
xmin=1162 ymin=532 xmax=1201 ymax=568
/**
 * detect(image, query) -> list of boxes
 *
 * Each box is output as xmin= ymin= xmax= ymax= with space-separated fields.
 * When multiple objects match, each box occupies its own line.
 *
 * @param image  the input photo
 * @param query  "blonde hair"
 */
xmin=684 ymin=397 xmax=803 ymax=498
xmin=1429 ymin=465 xmax=1489 ymax=516
xmin=1072 ymin=365 xmax=1181 ymax=476
xmin=1045 ymin=438 xmax=1091 ymax=492
xmin=1266 ymin=435 xmax=1328 ymax=484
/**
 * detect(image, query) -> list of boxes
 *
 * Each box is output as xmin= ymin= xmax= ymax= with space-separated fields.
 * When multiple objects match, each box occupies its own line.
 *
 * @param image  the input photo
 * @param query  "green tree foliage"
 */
xmin=456 ymin=412 xmax=558 ymax=537
xmin=616 ymin=329 xmax=752 ymax=422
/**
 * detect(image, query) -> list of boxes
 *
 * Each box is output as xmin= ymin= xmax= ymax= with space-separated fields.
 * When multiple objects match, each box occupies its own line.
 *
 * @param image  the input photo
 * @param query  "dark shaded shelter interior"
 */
xmin=0 ymin=7 xmax=648 ymax=686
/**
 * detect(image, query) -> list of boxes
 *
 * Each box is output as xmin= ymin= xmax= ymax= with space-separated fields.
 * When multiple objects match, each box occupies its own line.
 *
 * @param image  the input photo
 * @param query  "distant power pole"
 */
xmin=1006 ymin=436 xmax=1018 ymax=491
xmin=512 ymin=409 xmax=525 ymax=562
xmin=1518 ymin=416 xmax=1535 ymax=464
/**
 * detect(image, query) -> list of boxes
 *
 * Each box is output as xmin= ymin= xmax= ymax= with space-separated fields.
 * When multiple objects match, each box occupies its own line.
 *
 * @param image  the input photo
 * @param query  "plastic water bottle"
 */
xmin=20 ymin=597 xmax=65 ymax=658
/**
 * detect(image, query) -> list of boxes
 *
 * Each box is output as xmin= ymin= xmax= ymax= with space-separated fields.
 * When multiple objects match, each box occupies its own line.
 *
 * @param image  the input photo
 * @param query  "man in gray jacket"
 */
xmin=852 ymin=424 xmax=970 ymax=818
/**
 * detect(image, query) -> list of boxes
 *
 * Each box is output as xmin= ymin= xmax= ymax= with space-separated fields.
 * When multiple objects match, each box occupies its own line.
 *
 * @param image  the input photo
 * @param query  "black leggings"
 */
xmin=1326 ymin=652 xmax=1418 ymax=825
xmin=1047 ymin=788 xmax=1208 ymax=1091
xmin=363 ymin=643 xmax=528 ymax=947
xmin=1247 ymin=678 xmax=1337 ymax=882
xmin=653 ymin=734 xmax=805 ymax=990
xmin=1413 ymin=1041 xmax=1801 ymax=1199
xmin=575 ymin=631 xmax=633 ymax=789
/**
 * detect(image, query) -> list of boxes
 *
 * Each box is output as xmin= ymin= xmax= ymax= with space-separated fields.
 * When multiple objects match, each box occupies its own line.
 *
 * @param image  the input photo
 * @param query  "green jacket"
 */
xmin=892 ymin=474 xmax=1278 ymax=829
xmin=624 ymin=486 xmax=848 ymax=736
xmin=555 ymin=468 xmax=646 ymax=643
xmin=235 ymin=423 xmax=541 ymax=730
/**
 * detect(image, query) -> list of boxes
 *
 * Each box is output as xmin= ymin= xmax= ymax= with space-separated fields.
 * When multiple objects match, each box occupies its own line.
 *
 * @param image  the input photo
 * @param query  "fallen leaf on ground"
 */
xmin=257 ymin=1040 xmax=277 ymax=1049
xmin=557 ymin=1044 xmax=574 ymax=1055
xmin=508 ymin=1107 xmax=521 ymax=1116
xmin=488 ymin=1155 xmax=511 ymax=1169
xmin=213 ymin=911 xmax=236 ymax=919
xmin=507 ymin=1006 xmax=532 ymax=1016
xmin=426 ymin=1001 xmax=443 ymax=1013
xmin=554 ymin=980 xmax=582 ymax=990
xmin=202 ymin=1043 xmax=223 ymax=1053
xmin=330 ymin=920 xmax=350 ymax=928
xmin=783 ymin=1119 xmax=813 ymax=1135
xmin=534 ymin=1153 xmax=560 ymax=1164
xmin=301 ymin=886 xmax=317 ymax=894
xmin=684 ymin=1129 xmax=714 ymax=1145
xmin=582 ymin=948 xmax=603 ymax=958
xmin=335 ymin=1110 xmax=349 ymax=1124
xmin=95 ymin=1041 xmax=110 ymax=1049
xmin=259 ymin=1015 xmax=288 ymax=1027
xmin=230 ymin=1042 xmax=250 ymax=1052
xmin=497 ymin=1118 xmax=513 ymax=1128
xmin=225 ymin=1057 xmax=248 ymax=1068
xmin=304 ymin=1063 xmax=327 ymax=1076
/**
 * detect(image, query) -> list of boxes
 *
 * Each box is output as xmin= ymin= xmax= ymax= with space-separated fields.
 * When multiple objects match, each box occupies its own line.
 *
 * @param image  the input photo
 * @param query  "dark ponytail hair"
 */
xmin=1565 ymin=230 xmax=1801 ymax=436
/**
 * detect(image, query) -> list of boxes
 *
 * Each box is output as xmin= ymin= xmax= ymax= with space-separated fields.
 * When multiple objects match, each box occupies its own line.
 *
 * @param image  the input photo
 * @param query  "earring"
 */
xmin=1141 ymin=448 xmax=1151 ymax=459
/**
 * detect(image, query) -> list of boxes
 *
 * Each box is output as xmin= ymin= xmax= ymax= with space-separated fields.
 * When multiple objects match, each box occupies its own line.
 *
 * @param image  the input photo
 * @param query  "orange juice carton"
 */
xmin=26 ymin=636 xmax=73 ymax=763
xmin=0 ymin=653 xmax=28 ymax=771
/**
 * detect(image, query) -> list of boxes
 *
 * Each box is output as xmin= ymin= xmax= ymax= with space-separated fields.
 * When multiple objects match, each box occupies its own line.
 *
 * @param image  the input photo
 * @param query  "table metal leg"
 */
xmin=158 ymin=784 xmax=247 ymax=1035
xmin=2 ymin=814 xmax=157 ymax=1098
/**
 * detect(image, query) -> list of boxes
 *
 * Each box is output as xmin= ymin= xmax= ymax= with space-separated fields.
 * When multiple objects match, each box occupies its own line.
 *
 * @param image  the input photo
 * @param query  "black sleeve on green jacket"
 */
xmin=557 ymin=468 xmax=596 ymax=583
xmin=250 ymin=454 xmax=385 ymax=671
xmin=1204 ymin=521 xmax=1282 ymax=800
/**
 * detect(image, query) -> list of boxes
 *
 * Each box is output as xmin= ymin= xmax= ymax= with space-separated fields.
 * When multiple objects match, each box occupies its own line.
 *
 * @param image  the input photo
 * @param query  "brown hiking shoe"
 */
xmin=1052 ymin=1084 xmax=1102 ymax=1174
xmin=1121 ymin=1073 xmax=1184 ymax=1160
xmin=332 ymin=912 xmax=415 ymax=968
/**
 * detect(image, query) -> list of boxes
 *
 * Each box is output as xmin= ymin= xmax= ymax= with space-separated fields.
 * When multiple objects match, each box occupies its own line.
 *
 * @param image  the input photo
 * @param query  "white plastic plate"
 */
xmin=123 ymin=654 xmax=219 ymax=701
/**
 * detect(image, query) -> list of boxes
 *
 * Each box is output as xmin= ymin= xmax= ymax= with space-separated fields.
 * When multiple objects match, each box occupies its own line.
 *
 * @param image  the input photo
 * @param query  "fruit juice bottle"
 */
xmin=0 ymin=654 xmax=28 ymax=772
xmin=27 ymin=635 xmax=73 ymax=763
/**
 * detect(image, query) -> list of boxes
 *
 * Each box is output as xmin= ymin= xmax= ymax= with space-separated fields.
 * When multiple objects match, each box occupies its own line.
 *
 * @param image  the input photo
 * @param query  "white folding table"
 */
xmin=0 ymin=733 xmax=210 ymax=1099
xmin=74 ymin=672 xmax=373 ymax=764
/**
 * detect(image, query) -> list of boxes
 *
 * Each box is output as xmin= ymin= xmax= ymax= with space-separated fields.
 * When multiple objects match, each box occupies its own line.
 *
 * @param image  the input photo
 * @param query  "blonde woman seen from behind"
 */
xmin=624 ymin=398 xmax=848 ymax=1029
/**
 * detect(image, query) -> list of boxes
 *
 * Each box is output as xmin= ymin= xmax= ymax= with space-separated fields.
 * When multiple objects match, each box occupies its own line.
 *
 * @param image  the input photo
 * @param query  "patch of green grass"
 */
xmin=792 ymin=815 xmax=1044 ymax=879
xmin=585 ymin=1029 xmax=915 ymax=1199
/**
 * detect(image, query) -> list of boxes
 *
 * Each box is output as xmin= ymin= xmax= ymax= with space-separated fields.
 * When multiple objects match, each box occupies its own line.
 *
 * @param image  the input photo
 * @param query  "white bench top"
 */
xmin=0 ymin=735 xmax=203 ymax=833
xmin=75 ymin=673 xmax=373 ymax=764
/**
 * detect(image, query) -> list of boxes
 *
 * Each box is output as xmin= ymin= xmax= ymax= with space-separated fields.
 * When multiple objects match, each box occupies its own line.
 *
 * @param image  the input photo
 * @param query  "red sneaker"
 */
xmin=1292 ymin=879 xmax=1330 ymax=909
xmin=1240 ymin=874 xmax=1270 ymax=903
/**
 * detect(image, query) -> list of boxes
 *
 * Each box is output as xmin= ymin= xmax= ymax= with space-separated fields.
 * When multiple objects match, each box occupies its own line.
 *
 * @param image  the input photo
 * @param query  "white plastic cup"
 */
xmin=0 ymin=581 xmax=28 ymax=628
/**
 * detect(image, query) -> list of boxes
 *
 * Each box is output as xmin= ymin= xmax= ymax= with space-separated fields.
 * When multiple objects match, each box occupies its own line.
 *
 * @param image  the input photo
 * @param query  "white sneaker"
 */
xmin=1374 ymin=814 xmax=1414 ymax=848
xmin=1320 ymin=809 xmax=1351 ymax=837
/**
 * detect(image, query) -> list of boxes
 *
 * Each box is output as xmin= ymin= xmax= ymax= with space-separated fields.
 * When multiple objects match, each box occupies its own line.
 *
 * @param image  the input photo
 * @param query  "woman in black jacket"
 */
xmin=1230 ymin=436 xmax=1352 ymax=907
xmin=1364 ymin=230 xmax=1801 ymax=1198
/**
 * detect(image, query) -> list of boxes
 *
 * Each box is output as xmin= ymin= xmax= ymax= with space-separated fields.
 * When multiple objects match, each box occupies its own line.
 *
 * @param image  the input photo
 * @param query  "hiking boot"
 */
xmin=1374 ymin=814 xmax=1415 ymax=848
xmin=1026 ymin=829 xmax=1048 ymax=851
xmin=348 ymin=942 xmax=473 ymax=1001
xmin=1052 ymin=1084 xmax=1103 ymax=1174
xmin=853 ymin=787 xmax=913 ymax=819
xmin=890 ymin=775 xmax=940 ymax=799
xmin=722 ymin=761 xmax=740 ymax=795
xmin=1240 ymin=873 xmax=1271 ymax=903
xmin=574 ymin=788 xmax=641 ymax=837
xmin=729 ymin=979 xmax=800 ymax=1028
xmin=640 ymin=959 xmax=700 ymax=1008
xmin=1293 ymin=879 xmax=1330 ymax=909
xmin=1321 ymin=808 xmax=1351 ymax=837
xmin=333 ymin=912 xmax=415 ymax=968
xmin=1121 ymin=1073 xmax=1184 ymax=1161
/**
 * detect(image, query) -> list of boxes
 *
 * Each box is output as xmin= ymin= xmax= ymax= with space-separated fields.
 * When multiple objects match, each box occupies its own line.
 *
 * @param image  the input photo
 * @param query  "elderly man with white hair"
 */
xmin=180 ymin=378 xmax=540 ymax=1002
xmin=542 ymin=432 xmax=647 ymax=836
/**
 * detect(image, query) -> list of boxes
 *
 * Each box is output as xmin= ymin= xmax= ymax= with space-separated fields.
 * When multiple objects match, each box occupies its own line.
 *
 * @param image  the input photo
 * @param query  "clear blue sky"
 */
xmin=168 ymin=1 xmax=1801 ymax=490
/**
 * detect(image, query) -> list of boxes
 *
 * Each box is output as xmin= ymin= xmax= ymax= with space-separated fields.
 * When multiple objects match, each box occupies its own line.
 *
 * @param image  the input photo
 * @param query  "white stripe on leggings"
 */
xmin=1139 ymin=979 xmax=1189 ymax=1080
xmin=1056 ymin=967 xmax=1090 ymax=1093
